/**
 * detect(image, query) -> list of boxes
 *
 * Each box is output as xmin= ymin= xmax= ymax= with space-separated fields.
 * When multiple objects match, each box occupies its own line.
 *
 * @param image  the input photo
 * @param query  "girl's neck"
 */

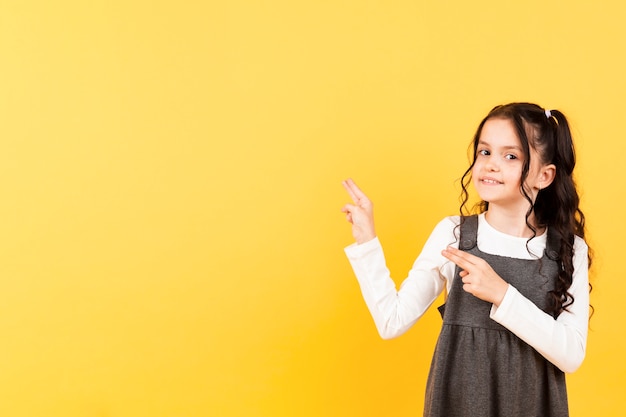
xmin=484 ymin=208 xmax=545 ymax=238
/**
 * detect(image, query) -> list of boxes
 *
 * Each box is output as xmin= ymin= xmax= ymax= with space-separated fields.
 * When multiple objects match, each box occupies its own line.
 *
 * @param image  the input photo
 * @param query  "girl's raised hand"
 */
xmin=441 ymin=246 xmax=509 ymax=306
xmin=341 ymin=178 xmax=376 ymax=244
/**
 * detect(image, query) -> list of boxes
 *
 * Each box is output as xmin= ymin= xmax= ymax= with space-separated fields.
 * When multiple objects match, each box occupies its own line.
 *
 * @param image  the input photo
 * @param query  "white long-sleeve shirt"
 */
xmin=344 ymin=214 xmax=589 ymax=373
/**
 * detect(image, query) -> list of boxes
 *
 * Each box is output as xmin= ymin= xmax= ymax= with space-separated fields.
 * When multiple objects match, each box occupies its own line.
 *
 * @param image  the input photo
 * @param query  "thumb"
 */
xmin=341 ymin=203 xmax=358 ymax=214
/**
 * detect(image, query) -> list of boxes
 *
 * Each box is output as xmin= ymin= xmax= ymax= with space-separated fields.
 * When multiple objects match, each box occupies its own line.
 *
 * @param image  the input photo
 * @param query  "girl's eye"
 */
xmin=478 ymin=149 xmax=490 ymax=156
xmin=505 ymin=154 xmax=518 ymax=160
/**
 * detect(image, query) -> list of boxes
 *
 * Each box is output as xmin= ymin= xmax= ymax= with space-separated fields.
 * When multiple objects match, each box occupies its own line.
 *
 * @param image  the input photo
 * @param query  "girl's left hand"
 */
xmin=442 ymin=246 xmax=509 ymax=306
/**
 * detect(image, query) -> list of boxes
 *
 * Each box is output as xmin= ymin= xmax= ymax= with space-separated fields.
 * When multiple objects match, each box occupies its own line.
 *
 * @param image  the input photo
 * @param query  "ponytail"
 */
xmin=540 ymin=109 xmax=588 ymax=313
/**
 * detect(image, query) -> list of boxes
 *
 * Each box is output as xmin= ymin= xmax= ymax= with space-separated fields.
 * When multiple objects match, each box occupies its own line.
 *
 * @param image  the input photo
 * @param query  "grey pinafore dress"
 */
xmin=424 ymin=215 xmax=568 ymax=417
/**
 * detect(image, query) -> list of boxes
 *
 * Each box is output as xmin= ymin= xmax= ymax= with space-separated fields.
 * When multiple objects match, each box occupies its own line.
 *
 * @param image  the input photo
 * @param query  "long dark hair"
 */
xmin=458 ymin=102 xmax=591 ymax=316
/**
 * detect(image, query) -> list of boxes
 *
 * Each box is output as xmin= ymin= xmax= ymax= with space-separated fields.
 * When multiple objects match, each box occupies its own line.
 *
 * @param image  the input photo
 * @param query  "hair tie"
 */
xmin=545 ymin=109 xmax=552 ymax=118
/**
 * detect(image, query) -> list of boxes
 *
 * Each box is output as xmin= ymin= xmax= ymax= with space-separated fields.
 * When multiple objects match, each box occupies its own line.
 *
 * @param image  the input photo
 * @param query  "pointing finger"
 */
xmin=442 ymin=246 xmax=477 ymax=270
xmin=342 ymin=178 xmax=368 ymax=204
xmin=443 ymin=246 xmax=480 ymax=263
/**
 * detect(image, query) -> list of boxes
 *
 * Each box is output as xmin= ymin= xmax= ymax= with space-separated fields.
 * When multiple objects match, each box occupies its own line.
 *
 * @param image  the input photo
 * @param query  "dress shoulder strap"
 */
xmin=458 ymin=215 xmax=478 ymax=251
xmin=544 ymin=226 xmax=573 ymax=261
xmin=545 ymin=227 xmax=559 ymax=260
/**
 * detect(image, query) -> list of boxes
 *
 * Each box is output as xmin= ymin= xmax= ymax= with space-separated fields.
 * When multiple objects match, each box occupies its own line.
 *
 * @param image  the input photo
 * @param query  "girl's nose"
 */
xmin=485 ymin=157 xmax=499 ymax=171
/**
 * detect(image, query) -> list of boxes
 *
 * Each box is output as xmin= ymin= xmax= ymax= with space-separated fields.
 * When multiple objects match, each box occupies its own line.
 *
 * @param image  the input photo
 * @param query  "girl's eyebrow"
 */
xmin=477 ymin=140 xmax=522 ymax=151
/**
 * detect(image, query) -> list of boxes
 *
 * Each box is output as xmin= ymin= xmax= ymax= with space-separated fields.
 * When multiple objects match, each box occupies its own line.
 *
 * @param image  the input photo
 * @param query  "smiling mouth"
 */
xmin=480 ymin=178 xmax=502 ymax=185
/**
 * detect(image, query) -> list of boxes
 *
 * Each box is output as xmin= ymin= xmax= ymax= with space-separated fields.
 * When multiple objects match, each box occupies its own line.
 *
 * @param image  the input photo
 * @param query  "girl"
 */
xmin=341 ymin=103 xmax=590 ymax=417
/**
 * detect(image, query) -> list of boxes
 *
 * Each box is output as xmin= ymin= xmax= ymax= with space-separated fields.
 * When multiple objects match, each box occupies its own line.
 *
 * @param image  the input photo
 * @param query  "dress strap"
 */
xmin=458 ymin=215 xmax=478 ymax=250
xmin=545 ymin=228 xmax=559 ymax=260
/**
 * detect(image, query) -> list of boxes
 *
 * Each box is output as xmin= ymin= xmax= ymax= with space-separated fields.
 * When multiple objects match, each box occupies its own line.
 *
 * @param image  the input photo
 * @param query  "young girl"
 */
xmin=341 ymin=102 xmax=590 ymax=417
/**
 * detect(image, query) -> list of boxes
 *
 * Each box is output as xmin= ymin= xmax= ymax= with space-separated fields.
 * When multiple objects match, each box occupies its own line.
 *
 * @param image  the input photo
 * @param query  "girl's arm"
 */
xmin=489 ymin=237 xmax=590 ymax=373
xmin=344 ymin=217 xmax=457 ymax=339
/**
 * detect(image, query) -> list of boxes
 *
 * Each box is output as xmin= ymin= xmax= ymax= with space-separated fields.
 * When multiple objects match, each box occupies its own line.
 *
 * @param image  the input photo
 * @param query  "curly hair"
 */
xmin=458 ymin=102 xmax=591 ymax=316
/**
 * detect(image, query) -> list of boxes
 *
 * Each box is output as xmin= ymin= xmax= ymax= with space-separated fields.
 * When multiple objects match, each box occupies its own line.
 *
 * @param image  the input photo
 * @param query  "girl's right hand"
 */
xmin=341 ymin=178 xmax=376 ymax=244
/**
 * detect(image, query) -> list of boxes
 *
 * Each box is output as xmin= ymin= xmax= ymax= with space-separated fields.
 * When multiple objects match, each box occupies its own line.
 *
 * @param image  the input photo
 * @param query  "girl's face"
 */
xmin=472 ymin=118 xmax=547 ymax=210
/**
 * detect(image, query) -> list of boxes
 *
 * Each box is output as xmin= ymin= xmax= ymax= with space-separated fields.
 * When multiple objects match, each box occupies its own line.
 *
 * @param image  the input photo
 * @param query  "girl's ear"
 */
xmin=538 ymin=164 xmax=556 ymax=190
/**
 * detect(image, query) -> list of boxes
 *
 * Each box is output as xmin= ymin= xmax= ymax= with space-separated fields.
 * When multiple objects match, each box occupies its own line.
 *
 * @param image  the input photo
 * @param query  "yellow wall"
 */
xmin=0 ymin=1 xmax=623 ymax=416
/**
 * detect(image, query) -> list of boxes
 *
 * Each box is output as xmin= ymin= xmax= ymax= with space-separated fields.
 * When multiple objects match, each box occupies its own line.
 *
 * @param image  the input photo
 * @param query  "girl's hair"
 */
xmin=458 ymin=102 xmax=591 ymax=316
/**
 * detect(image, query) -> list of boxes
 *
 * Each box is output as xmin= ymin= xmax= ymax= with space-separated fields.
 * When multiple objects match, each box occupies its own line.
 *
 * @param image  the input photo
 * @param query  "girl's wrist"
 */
xmin=492 ymin=283 xmax=509 ymax=307
xmin=356 ymin=234 xmax=376 ymax=245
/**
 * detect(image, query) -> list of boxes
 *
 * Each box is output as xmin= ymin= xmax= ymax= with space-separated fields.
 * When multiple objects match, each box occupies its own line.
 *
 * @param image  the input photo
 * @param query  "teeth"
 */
xmin=482 ymin=179 xmax=500 ymax=184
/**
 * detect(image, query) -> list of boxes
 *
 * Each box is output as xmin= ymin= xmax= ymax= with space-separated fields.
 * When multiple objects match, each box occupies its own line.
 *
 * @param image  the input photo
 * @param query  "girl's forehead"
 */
xmin=479 ymin=118 xmax=521 ymax=145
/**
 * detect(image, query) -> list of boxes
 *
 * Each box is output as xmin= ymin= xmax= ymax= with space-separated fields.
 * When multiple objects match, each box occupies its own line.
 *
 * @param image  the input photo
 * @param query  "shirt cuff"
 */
xmin=344 ymin=236 xmax=381 ymax=258
xmin=489 ymin=283 xmax=517 ymax=320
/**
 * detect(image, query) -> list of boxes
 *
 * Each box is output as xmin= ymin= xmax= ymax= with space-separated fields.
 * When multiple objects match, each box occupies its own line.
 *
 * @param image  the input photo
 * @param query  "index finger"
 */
xmin=442 ymin=246 xmax=479 ymax=270
xmin=342 ymin=178 xmax=367 ymax=203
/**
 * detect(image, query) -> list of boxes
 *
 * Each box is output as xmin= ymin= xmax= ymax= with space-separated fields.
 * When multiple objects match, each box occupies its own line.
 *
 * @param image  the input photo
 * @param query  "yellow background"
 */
xmin=0 ymin=1 xmax=623 ymax=416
